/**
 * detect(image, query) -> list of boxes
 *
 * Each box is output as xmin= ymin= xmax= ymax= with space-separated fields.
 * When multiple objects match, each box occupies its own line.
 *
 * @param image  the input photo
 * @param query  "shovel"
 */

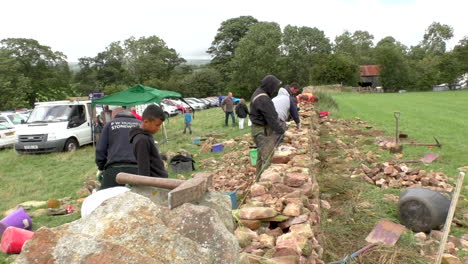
xmin=330 ymin=219 xmax=406 ymax=263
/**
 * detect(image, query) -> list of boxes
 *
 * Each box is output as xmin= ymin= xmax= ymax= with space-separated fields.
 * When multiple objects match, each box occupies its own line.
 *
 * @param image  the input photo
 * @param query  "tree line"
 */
xmin=0 ymin=16 xmax=466 ymax=109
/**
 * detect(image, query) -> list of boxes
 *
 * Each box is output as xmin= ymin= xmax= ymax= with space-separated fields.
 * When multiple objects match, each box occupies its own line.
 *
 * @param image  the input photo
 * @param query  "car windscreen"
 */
xmin=0 ymin=117 xmax=13 ymax=129
xmin=27 ymin=105 xmax=76 ymax=123
xmin=7 ymin=114 xmax=25 ymax=125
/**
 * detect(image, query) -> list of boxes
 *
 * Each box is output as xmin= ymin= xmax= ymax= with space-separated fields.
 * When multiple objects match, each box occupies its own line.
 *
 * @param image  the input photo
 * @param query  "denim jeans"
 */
xmin=225 ymin=112 xmax=235 ymax=126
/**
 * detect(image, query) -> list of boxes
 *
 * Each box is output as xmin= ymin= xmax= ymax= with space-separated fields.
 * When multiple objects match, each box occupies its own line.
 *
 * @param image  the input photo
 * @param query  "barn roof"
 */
xmin=360 ymin=65 xmax=381 ymax=77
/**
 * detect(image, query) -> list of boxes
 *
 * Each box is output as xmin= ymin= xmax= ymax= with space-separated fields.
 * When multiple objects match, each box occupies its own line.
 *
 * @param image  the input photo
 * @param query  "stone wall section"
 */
xmin=238 ymin=104 xmax=324 ymax=264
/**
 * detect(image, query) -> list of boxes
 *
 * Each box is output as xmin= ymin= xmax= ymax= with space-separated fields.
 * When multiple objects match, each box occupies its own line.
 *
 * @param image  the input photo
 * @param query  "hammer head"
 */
xmin=168 ymin=173 xmax=212 ymax=209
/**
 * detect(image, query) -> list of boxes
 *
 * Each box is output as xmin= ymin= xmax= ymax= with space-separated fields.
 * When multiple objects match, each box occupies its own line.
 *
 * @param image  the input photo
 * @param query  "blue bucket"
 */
xmin=224 ymin=190 xmax=238 ymax=209
xmin=192 ymin=138 xmax=201 ymax=144
xmin=212 ymin=144 xmax=224 ymax=152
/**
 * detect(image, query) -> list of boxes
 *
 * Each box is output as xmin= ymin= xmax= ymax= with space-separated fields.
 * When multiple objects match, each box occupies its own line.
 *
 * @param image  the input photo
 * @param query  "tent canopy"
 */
xmin=92 ymin=84 xmax=182 ymax=106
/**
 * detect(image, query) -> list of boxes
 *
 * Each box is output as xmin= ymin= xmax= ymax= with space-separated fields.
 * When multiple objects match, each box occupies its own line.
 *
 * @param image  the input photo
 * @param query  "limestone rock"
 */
xmin=414 ymin=232 xmax=427 ymax=243
xmin=279 ymin=214 xmax=309 ymax=229
xmin=290 ymin=224 xmax=314 ymax=239
xmin=251 ymin=184 xmax=267 ymax=197
xmin=239 ymin=207 xmax=278 ymax=220
xmin=441 ymin=254 xmax=462 ymax=264
xmin=16 ymin=192 xmax=213 ymax=264
xmin=235 ymin=227 xmax=258 ymax=248
xmin=284 ymin=173 xmax=308 ymax=187
xmin=157 ymin=203 xmax=240 ymax=263
xmin=258 ymin=234 xmax=276 ymax=248
xmin=283 ymin=203 xmax=302 ymax=217
xmin=320 ymin=200 xmax=331 ymax=210
xmin=240 ymin=219 xmax=262 ymax=230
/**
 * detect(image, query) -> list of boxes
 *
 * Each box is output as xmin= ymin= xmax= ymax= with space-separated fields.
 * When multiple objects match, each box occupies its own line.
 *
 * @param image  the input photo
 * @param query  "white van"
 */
xmin=15 ymin=99 xmax=93 ymax=153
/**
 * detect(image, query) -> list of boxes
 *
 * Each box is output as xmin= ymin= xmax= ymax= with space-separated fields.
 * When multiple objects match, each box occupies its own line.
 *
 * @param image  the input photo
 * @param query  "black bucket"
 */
xmin=398 ymin=188 xmax=451 ymax=232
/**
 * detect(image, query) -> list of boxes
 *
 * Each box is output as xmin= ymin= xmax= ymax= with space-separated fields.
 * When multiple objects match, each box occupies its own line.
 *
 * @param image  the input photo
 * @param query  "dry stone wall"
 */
xmin=237 ymin=104 xmax=325 ymax=264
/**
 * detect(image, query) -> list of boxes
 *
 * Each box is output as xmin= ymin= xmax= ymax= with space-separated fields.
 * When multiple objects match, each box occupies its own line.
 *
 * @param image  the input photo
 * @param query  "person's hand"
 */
xmin=297 ymin=123 xmax=301 ymax=130
xmin=96 ymin=170 xmax=103 ymax=183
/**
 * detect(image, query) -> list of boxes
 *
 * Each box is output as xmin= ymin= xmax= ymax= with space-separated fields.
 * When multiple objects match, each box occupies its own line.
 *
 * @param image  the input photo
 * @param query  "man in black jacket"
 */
xmin=129 ymin=104 xmax=168 ymax=178
xmin=249 ymin=75 xmax=286 ymax=177
xmin=96 ymin=110 xmax=141 ymax=190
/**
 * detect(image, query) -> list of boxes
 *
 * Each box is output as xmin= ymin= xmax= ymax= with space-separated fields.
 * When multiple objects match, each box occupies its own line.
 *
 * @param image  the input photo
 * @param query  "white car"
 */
xmin=0 ymin=112 xmax=27 ymax=127
xmin=161 ymin=101 xmax=181 ymax=116
xmin=184 ymin=98 xmax=205 ymax=110
xmin=0 ymin=120 xmax=16 ymax=148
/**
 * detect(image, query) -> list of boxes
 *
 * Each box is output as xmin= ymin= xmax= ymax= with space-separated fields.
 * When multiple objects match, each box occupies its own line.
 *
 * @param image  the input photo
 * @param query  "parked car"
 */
xmin=198 ymin=98 xmax=212 ymax=108
xmin=160 ymin=101 xmax=180 ymax=116
xmin=183 ymin=98 xmax=205 ymax=110
xmin=206 ymin=97 xmax=219 ymax=107
xmin=0 ymin=120 xmax=15 ymax=149
xmin=0 ymin=112 xmax=27 ymax=127
xmin=15 ymin=99 xmax=93 ymax=153
xmin=164 ymin=99 xmax=190 ymax=112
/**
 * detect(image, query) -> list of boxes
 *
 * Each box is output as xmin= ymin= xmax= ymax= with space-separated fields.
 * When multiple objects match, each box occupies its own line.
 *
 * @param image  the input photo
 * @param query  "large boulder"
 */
xmin=16 ymin=190 xmax=239 ymax=264
xmin=156 ymin=203 xmax=240 ymax=263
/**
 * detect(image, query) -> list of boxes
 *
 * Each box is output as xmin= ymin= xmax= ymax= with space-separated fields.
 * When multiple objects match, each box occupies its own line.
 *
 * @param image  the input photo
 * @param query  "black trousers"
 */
xmin=100 ymin=163 xmax=138 ymax=190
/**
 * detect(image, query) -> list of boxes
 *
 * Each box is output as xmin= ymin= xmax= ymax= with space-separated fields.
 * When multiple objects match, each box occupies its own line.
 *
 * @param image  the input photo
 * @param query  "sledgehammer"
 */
xmin=116 ymin=172 xmax=212 ymax=209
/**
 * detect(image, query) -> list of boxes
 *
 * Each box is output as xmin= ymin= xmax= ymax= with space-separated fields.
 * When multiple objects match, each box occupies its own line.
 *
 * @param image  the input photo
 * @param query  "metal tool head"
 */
xmin=168 ymin=173 xmax=212 ymax=209
xmin=433 ymin=136 xmax=442 ymax=147
xmin=365 ymin=219 xmax=406 ymax=246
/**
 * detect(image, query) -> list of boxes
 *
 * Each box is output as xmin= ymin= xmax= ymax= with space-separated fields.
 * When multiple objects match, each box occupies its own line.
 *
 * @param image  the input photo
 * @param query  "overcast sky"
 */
xmin=1 ymin=0 xmax=467 ymax=62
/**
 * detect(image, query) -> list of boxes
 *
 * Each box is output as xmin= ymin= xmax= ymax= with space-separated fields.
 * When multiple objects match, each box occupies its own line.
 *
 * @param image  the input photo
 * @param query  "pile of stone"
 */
xmin=199 ymin=135 xmax=257 ymax=194
xmin=360 ymin=162 xmax=454 ymax=191
xmin=235 ymin=105 xmax=325 ymax=264
xmin=14 ymin=187 xmax=239 ymax=264
xmin=414 ymin=230 xmax=468 ymax=263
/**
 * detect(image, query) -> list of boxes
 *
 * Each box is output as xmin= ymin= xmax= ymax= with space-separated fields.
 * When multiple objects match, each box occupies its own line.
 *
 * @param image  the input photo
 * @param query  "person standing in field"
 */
xmin=96 ymin=110 xmax=141 ymax=190
xmin=273 ymin=86 xmax=301 ymax=130
xmin=130 ymin=106 xmax=143 ymax=121
xmin=221 ymin=92 xmax=235 ymax=127
xmin=183 ymin=109 xmax=193 ymax=134
xmin=235 ymin=99 xmax=250 ymax=130
xmin=249 ymin=75 xmax=286 ymax=176
xmin=129 ymin=104 xmax=168 ymax=178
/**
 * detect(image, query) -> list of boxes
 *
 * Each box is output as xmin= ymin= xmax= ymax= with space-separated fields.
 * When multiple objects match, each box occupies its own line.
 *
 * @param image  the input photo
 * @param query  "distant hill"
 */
xmin=184 ymin=59 xmax=211 ymax=65
xmin=68 ymin=59 xmax=211 ymax=72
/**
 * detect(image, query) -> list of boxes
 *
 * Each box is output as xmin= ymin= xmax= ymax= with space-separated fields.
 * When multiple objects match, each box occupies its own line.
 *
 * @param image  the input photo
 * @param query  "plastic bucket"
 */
xmin=212 ymin=144 xmax=223 ymax=152
xmin=1 ymin=226 xmax=34 ymax=254
xmin=398 ymin=188 xmax=451 ymax=232
xmin=192 ymin=138 xmax=201 ymax=144
xmin=0 ymin=207 xmax=32 ymax=237
xmin=224 ymin=190 xmax=238 ymax=209
xmin=249 ymin=149 xmax=258 ymax=166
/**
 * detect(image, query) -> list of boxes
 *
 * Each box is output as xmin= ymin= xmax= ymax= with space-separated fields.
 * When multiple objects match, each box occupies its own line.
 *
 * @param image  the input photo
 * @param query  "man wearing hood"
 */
xmin=272 ymin=86 xmax=301 ymax=130
xmin=96 ymin=110 xmax=141 ymax=190
xmin=249 ymin=75 xmax=286 ymax=176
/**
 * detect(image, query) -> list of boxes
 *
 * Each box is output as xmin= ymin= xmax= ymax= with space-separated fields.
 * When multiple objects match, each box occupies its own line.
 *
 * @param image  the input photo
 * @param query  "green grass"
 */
xmin=318 ymin=89 xmax=468 ymax=262
xmin=0 ymin=106 xmax=247 ymax=262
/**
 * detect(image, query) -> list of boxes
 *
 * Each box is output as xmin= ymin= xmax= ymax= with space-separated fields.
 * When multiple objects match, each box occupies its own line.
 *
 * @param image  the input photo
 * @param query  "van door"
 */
xmin=69 ymin=105 xmax=92 ymax=145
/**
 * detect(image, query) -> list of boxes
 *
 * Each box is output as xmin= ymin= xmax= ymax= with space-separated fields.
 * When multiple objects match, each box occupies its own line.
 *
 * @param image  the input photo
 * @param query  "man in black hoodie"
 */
xmin=250 ymin=75 xmax=286 ymax=177
xmin=96 ymin=110 xmax=141 ymax=190
xmin=129 ymin=104 xmax=168 ymax=178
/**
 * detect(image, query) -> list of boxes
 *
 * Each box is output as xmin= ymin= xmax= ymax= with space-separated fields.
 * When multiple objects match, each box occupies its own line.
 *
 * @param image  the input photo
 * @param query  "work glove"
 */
xmin=297 ymin=123 xmax=301 ymax=130
xmin=96 ymin=170 xmax=103 ymax=183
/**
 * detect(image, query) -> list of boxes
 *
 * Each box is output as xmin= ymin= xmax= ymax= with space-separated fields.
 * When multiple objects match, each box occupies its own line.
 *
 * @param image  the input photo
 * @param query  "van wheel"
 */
xmin=64 ymin=138 xmax=78 ymax=152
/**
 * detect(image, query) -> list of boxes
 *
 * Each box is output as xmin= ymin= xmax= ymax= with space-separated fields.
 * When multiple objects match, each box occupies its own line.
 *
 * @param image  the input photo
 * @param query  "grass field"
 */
xmin=317 ymin=89 xmax=468 ymax=262
xmin=331 ymin=90 xmax=468 ymax=197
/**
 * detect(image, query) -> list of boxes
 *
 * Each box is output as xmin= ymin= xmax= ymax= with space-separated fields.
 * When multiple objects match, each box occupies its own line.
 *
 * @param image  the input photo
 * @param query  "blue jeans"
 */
xmin=225 ymin=112 xmax=235 ymax=126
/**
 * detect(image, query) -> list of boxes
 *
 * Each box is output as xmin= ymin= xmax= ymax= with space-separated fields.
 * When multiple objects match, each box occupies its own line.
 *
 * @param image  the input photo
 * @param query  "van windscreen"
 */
xmin=27 ymin=105 xmax=76 ymax=123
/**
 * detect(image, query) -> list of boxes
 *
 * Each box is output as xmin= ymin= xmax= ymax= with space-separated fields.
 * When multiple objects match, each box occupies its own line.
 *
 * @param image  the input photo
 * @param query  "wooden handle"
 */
xmin=116 ymin=173 xmax=184 ymax=189
xmin=434 ymin=171 xmax=465 ymax=264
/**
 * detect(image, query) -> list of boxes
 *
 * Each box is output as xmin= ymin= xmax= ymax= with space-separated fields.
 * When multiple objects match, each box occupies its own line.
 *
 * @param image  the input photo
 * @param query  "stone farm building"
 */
xmin=359 ymin=65 xmax=381 ymax=88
